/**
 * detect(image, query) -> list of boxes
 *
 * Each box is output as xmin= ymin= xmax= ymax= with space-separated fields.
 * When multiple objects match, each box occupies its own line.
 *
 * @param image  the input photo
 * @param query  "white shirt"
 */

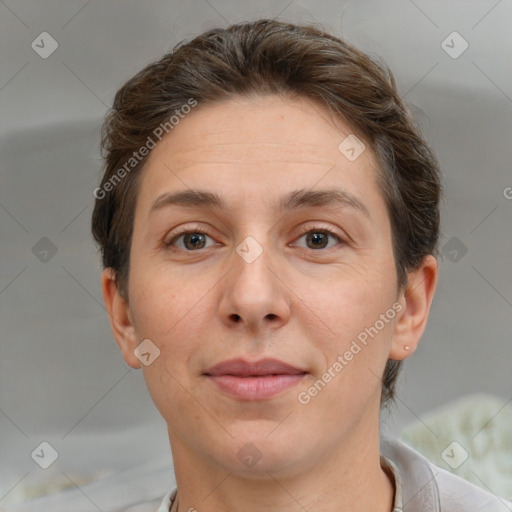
xmin=156 ymin=436 xmax=512 ymax=511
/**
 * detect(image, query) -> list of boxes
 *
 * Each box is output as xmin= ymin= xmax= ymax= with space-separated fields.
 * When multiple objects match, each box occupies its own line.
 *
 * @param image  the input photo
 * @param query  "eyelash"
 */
xmin=164 ymin=223 xmax=346 ymax=252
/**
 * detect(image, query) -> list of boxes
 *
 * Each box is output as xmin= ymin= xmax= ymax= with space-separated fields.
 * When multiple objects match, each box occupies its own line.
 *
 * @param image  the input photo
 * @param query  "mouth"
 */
xmin=203 ymin=358 xmax=308 ymax=400
xmin=205 ymin=374 xmax=307 ymax=401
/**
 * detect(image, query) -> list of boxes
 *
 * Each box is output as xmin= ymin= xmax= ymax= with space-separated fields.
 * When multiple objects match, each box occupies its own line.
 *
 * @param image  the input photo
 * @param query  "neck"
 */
xmin=168 ymin=415 xmax=395 ymax=512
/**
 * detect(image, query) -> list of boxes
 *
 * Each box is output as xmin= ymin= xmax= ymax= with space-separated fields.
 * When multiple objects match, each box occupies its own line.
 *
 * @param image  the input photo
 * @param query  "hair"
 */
xmin=91 ymin=19 xmax=441 ymax=407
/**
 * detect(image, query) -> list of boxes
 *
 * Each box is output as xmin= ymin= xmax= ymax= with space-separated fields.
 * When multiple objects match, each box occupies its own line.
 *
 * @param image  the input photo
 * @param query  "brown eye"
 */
xmin=293 ymin=227 xmax=344 ymax=251
xmin=305 ymin=232 xmax=330 ymax=249
xmin=166 ymin=231 xmax=215 ymax=251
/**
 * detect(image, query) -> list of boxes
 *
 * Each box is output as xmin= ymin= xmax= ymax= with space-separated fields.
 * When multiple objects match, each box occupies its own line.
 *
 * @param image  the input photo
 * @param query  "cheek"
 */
xmin=140 ymin=358 xmax=198 ymax=435
xmin=299 ymin=271 xmax=397 ymax=407
xmin=128 ymin=264 xmax=212 ymax=381
xmin=298 ymin=302 xmax=395 ymax=421
xmin=305 ymin=272 xmax=394 ymax=343
xmin=131 ymin=275 xmax=201 ymax=424
xmin=128 ymin=260 xmax=189 ymax=338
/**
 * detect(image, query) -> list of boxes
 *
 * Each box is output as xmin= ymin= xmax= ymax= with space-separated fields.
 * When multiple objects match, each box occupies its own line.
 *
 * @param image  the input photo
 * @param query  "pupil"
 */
xmin=185 ymin=233 xmax=205 ymax=249
xmin=308 ymin=232 xmax=327 ymax=249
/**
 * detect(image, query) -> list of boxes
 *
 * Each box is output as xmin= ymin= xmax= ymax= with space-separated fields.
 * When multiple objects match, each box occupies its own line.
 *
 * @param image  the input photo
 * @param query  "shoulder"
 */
xmin=434 ymin=466 xmax=512 ymax=511
xmin=381 ymin=436 xmax=512 ymax=511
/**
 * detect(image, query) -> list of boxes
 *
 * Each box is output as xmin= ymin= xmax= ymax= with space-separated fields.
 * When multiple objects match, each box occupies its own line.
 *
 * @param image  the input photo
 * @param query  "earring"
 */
xmin=404 ymin=345 xmax=410 ymax=350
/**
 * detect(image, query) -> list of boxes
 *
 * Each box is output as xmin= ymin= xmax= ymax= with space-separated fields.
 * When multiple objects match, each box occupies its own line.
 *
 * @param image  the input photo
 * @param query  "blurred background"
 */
xmin=1 ymin=0 xmax=511 ymax=510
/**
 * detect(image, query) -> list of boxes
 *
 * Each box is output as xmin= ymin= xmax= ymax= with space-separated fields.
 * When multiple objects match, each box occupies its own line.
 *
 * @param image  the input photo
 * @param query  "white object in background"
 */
xmin=400 ymin=393 xmax=512 ymax=500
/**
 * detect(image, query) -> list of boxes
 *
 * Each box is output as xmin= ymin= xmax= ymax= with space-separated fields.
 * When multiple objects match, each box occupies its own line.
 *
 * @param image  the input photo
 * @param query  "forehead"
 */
xmin=136 ymin=94 xmax=384 ymax=216
xmin=149 ymin=94 xmax=369 ymax=164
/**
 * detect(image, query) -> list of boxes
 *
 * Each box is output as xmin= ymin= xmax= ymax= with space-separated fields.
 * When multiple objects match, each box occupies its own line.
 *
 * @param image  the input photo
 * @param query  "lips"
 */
xmin=204 ymin=358 xmax=307 ymax=400
xmin=204 ymin=358 xmax=306 ymax=377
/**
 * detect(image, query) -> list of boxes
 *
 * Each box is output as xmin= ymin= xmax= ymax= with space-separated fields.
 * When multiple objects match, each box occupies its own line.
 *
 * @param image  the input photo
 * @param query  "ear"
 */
xmin=389 ymin=255 xmax=438 ymax=360
xmin=101 ymin=268 xmax=141 ymax=369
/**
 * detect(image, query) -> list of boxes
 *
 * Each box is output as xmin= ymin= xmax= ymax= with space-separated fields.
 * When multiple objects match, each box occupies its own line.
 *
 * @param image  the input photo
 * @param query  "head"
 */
xmin=92 ymin=20 xmax=439 ymax=474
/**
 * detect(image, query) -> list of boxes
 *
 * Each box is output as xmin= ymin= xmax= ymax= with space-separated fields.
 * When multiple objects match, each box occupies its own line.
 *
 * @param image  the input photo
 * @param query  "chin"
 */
xmin=212 ymin=431 xmax=312 ymax=478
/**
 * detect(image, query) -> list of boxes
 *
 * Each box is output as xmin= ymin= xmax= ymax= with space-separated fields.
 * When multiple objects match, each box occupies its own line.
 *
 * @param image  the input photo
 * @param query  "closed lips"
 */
xmin=204 ymin=358 xmax=307 ymax=377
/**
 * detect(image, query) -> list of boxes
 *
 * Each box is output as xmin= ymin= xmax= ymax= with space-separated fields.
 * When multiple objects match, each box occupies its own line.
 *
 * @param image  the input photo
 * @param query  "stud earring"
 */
xmin=404 ymin=345 xmax=410 ymax=350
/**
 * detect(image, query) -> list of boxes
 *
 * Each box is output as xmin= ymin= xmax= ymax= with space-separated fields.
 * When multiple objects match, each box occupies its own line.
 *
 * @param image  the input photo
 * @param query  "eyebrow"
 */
xmin=149 ymin=187 xmax=371 ymax=219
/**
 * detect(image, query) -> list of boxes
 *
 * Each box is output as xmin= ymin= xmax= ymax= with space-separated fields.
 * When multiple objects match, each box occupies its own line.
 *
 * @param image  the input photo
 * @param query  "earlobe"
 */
xmin=101 ymin=268 xmax=141 ymax=369
xmin=389 ymin=255 xmax=438 ymax=360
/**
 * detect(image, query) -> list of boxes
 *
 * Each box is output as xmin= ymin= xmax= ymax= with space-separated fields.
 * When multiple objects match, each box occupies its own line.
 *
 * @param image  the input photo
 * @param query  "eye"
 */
xmin=164 ymin=224 xmax=346 ymax=252
xmin=292 ymin=225 xmax=345 ymax=251
xmin=165 ymin=227 xmax=217 ymax=251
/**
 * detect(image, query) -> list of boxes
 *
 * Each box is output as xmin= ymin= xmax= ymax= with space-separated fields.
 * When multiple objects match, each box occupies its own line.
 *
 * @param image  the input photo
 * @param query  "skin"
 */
xmin=102 ymin=94 xmax=438 ymax=512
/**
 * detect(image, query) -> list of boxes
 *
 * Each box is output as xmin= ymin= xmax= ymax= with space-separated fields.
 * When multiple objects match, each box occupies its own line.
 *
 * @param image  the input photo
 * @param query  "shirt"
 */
xmin=156 ymin=436 xmax=512 ymax=511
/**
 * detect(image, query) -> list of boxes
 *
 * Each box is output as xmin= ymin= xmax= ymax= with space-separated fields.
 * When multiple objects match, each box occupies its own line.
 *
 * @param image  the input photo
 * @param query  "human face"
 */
xmin=121 ymin=94 xmax=403 ymax=476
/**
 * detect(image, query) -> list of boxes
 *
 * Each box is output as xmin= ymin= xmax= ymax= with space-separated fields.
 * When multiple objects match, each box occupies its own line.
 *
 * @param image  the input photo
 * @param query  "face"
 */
xmin=105 ymin=94 xmax=432 ymax=478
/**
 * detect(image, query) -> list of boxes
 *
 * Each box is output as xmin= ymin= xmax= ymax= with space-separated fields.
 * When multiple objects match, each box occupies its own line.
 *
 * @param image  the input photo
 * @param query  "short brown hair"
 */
xmin=91 ymin=19 xmax=441 ymax=407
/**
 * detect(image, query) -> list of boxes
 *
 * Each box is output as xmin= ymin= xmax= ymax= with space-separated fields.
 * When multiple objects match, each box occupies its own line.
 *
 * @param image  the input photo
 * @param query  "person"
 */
xmin=91 ymin=19 xmax=512 ymax=512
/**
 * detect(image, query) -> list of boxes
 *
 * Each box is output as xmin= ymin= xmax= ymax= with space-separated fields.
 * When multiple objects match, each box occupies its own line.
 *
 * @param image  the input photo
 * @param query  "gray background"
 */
xmin=1 ymin=0 xmax=511 ymax=507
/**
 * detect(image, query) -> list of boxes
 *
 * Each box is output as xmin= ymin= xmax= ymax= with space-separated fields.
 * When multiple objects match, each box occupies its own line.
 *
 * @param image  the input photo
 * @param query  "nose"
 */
xmin=217 ymin=236 xmax=292 ymax=335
